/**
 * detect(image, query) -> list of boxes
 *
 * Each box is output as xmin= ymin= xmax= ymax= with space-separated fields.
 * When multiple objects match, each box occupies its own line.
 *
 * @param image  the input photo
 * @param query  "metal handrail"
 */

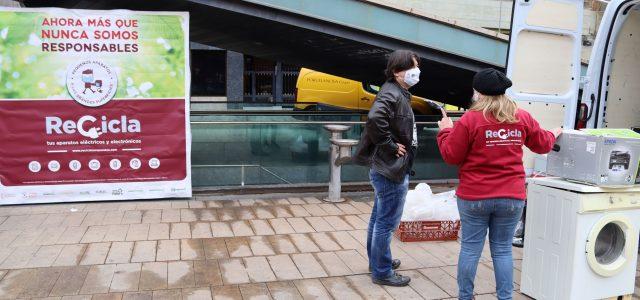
xmin=190 ymin=121 xmax=444 ymax=125
xmin=192 ymin=164 xmax=261 ymax=168
xmin=190 ymin=101 xmax=466 ymax=117
xmin=190 ymin=111 xmax=366 ymax=115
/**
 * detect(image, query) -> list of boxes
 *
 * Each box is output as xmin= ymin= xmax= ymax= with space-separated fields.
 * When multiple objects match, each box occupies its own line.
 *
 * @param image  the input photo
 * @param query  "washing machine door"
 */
xmin=585 ymin=215 xmax=637 ymax=277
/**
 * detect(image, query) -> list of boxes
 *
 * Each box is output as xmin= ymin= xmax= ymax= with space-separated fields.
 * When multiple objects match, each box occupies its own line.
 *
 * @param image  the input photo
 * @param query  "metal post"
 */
xmin=324 ymin=125 xmax=351 ymax=203
xmin=328 ymin=131 xmax=342 ymax=201
xmin=241 ymin=165 xmax=245 ymax=187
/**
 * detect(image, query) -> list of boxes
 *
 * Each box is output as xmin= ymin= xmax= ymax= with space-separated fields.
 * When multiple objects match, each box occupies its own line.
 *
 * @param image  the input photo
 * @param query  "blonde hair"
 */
xmin=470 ymin=93 xmax=519 ymax=123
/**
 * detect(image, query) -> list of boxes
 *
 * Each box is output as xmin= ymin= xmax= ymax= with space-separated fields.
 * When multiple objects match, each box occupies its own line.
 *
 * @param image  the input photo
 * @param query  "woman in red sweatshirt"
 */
xmin=437 ymin=68 xmax=561 ymax=300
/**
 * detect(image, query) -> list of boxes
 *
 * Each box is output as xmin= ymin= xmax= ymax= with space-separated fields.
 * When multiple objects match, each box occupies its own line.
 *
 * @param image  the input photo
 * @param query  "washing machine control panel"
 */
xmin=580 ymin=193 xmax=640 ymax=213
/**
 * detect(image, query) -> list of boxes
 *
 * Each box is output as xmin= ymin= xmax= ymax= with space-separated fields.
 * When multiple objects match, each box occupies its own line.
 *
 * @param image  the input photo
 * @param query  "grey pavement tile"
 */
xmin=1 ymin=246 xmax=40 ymax=269
xmin=267 ymin=235 xmax=297 ymax=255
xmin=167 ymin=261 xmax=195 ymax=289
xmin=152 ymin=289 xmax=181 ymax=300
xmin=80 ymin=265 xmax=117 ymax=295
xmin=105 ymin=242 xmax=134 ymax=264
xmin=181 ymin=287 xmax=212 ymax=300
xmin=131 ymin=241 xmax=157 ymax=263
xmin=0 ymin=269 xmax=36 ymax=298
xmin=267 ymin=281 xmax=303 ymax=300
xmin=267 ymin=255 xmax=302 ymax=281
xmin=17 ymin=267 xmax=64 ymax=298
xmin=210 ymin=222 xmax=233 ymax=238
xmin=90 ymin=293 xmax=123 ymax=300
xmin=288 ymin=234 xmax=320 ymax=253
xmin=346 ymin=275 xmax=394 ymax=299
xmin=148 ymin=224 xmax=170 ymax=241
xmin=140 ymin=262 xmax=168 ymax=291
xmin=50 ymin=266 xmax=92 ymax=296
xmin=218 ymin=258 xmax=250 ymax=285
xmin=225 ymin=237 xmax=252 ymax=258
xmin=104 ymin=225 xmax=130 ymax=242
xmin=238 ymin=283 xmax=270 ymax=300
xmin=170 ymin=223 xmax=191 ymax=240
xmin=156 ymin=240 xmax=180 ymax=262
xmin=403 ymin=270 xmax=450 ymax=300
xmin=247 ymin=236 xmax=275 ymax=257
xmin=244 ymin=256 xmax=277 ymax=283
xmin=308 ymin=232 xmax=341 ymax=252
xmin=181 ymin=239 xmax=205 ymax=261
xmin=26 ymin=245 xmax=65 ymax=268
xmin=193 ymin=260 xmax=223 ymax=287
xmin=80 ymin=243 xmax=111 ymax=266
xmin=203 ymin=238 xmax=229 ymax=260
xmin=293 ymin=279 xmax=332 ymax=299
xmin=122 ymin=291 xmax=153 ymax=300
xmin=314 ymin=252 xmax=352 ymax=277
xmin=53 ymin=244 xmax=88 ymax=267
xmin=291 ymin=253 xmax=327 ymax=279
xmin=211 ymin=285 xmax=241 ymax=300
xmin=110 ymin=263 xmax=142 ymax=293
xmin=419 ymin=267 xmax=459 ymax=298
xmin=320 ymin=277 xmax=363 ymax=299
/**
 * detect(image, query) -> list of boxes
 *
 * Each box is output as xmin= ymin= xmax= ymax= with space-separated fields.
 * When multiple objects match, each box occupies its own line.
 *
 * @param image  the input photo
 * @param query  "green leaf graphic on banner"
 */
xmin=0 ymin=11 xmax=185 ymax=99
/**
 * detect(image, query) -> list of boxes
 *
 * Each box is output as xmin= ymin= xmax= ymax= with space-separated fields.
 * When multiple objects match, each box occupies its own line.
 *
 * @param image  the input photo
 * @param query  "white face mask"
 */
xmin=403 ymin=67 xmax=420 ymax=87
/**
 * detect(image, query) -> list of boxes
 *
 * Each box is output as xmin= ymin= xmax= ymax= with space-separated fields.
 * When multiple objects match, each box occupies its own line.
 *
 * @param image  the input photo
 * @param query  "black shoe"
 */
xmin=392 ymin=259 xmax=401 ymax=270
xmin=512 ymin=237 xmax=524 ymax=248
xmin=369 ymin=259 xmax=401 ymax=272
xmin=372 ymin=272 xmax=411 ymax=287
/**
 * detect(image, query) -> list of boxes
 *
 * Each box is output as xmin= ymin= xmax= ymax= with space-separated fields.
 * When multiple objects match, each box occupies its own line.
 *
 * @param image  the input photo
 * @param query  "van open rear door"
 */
xmin=506 ymin=0 xmax=584 ymax=129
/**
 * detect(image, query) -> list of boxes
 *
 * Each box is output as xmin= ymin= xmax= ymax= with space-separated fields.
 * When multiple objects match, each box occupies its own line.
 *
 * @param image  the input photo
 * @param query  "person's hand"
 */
xmin=396 ymin=144 xmax=407 ymax=157
xmin=550 ymin=127 xmax=563 ymax=138
xmin=437 ymin=108 xmax=453 ymax=130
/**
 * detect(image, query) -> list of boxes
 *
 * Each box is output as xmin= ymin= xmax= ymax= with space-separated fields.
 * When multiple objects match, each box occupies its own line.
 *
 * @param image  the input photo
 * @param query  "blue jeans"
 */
xmin=457 ymin=198 xmax=524 ymax=300
xmin=366 ymin=169 xmax=409 ymax=279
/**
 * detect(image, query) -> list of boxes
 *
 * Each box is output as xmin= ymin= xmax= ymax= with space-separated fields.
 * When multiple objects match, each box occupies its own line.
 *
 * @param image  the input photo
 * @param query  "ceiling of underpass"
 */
xmin=22 ymin=0 xmax=507 ymax=107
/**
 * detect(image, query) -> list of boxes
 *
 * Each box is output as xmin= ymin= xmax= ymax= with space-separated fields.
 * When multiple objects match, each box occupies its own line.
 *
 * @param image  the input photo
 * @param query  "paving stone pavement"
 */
xmin=0 ymin=196 xmax=638 ymax=299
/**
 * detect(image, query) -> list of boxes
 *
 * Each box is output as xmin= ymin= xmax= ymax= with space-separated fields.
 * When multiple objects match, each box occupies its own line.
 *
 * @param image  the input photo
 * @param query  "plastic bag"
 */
xmin=401 ymin=183 xmax=460 ymax=221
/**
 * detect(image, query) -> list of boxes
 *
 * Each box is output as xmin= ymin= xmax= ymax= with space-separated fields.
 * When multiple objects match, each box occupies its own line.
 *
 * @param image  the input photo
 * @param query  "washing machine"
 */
xmin=521 ymin=177 xmax=640 ymax=300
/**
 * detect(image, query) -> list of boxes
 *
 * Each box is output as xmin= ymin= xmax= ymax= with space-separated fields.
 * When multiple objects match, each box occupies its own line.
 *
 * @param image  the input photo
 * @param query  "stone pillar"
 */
xmin=274 ymin=61 xmax=283 ymax=103
xmin=226 ymin=51 xmax=244 ymax=102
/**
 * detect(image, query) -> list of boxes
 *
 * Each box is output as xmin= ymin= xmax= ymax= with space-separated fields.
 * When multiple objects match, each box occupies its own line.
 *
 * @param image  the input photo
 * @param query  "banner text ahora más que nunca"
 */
xmin=0 ymin=7 xmax=191 ymax=204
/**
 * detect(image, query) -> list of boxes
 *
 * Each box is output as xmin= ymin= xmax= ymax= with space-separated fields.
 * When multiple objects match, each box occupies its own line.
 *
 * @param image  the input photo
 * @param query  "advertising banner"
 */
xmin=0 ymin=7 xmax=191 ymax=204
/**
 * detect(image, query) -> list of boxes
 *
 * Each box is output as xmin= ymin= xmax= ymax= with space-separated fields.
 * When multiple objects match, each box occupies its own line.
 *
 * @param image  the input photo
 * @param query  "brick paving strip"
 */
xmin=0 ymin=197 xmax=634 ymax=299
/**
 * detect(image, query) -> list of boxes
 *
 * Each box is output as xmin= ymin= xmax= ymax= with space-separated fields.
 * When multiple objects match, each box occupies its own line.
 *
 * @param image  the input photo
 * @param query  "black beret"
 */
xmin=473 ymin=68 xmax=513 ymax=96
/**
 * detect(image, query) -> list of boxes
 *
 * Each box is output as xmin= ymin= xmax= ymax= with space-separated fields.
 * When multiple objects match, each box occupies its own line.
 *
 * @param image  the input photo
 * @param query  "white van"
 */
xmin=506 ymin=0 xmax=639 ymax=168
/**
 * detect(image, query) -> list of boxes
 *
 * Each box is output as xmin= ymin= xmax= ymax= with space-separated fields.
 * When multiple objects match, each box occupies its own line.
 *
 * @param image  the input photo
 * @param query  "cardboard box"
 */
xmin=547 ymin=129 xmax=640 ymax=186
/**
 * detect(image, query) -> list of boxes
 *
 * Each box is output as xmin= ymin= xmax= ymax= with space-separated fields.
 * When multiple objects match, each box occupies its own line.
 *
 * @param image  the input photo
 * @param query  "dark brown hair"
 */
xmin=384 ymin=50 xmax=419 ymax=81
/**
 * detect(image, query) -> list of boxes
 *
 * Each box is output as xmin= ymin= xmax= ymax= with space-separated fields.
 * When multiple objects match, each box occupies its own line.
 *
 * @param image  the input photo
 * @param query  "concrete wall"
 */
xmin=370 ymin=0 xmax=603 ymax=37
xmin=370 ymin=0 xmax=513 ymax=32
xmin=370 ymin=0 xmax=604 ymax=62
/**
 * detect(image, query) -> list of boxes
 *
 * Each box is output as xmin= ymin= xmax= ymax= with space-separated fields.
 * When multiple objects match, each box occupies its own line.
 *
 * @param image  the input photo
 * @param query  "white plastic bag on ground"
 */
xmin=401 ymin=183 xmax=460 ymax=221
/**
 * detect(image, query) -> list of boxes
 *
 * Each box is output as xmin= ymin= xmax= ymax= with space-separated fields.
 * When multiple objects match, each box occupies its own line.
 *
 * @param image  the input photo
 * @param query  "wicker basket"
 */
xmin=395 ymin=220 xmax=461 ymax=242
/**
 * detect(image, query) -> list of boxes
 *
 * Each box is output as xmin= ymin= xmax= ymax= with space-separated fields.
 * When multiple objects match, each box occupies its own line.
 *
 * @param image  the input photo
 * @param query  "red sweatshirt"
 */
xmin=437 ymin=109 xmax=556 ymax=200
